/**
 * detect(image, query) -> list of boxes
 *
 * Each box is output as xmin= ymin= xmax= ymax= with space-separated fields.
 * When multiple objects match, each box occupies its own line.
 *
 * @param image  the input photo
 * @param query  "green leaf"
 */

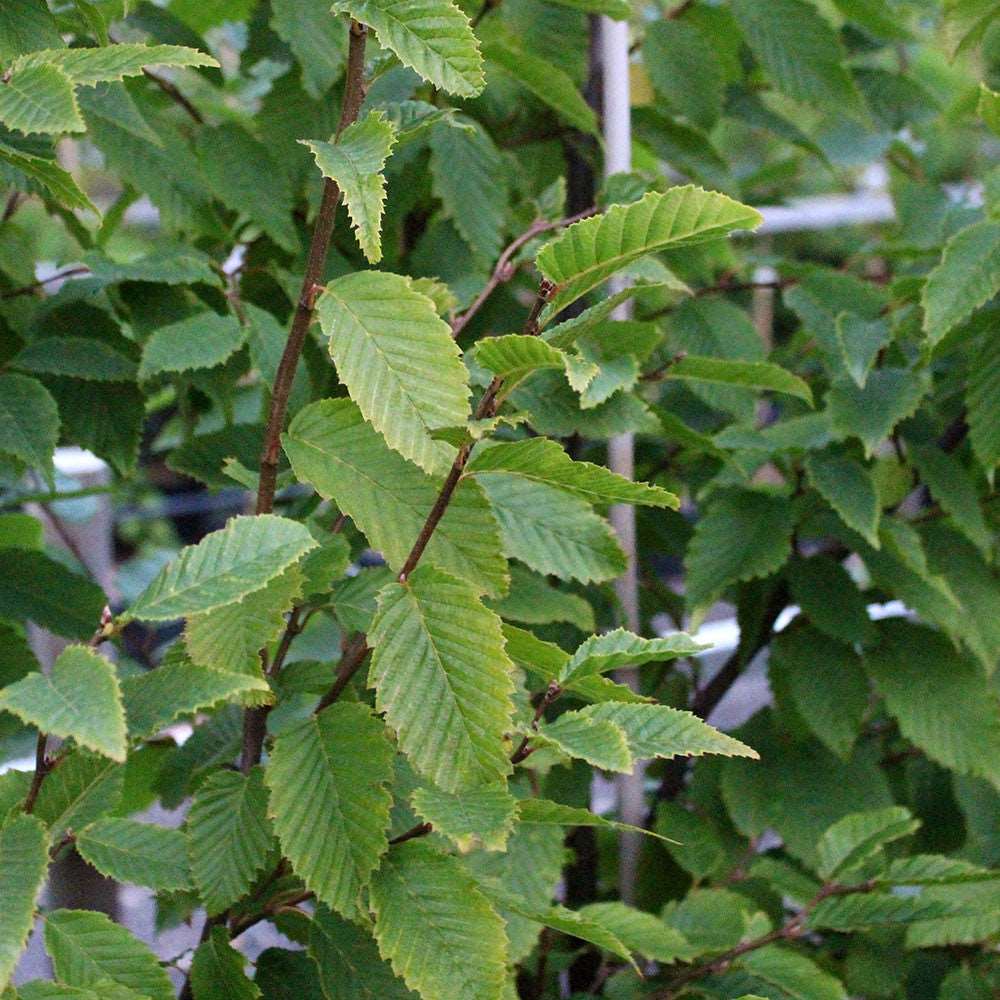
xmin=0 ymin=0 xmax=62 ymax=61
xmin=127 ymin=514 xmax=316 ymax=622
xmin=730 ymin=0 xmax=863 ymax=113
xmin=643 ymin=20 xmax=724 ymax=130
xmin=559 ymin=628 xmax=706 ymax=685
xmin=536 ymin=187 xmax=762 ymax=316
xmin=410 ymin=784 xmax=517 ymax=851
xmin=318 ymin=270 xmax=468 ymax=475
xmin=662 ymin=887 xmax=771 ymax=957
xmin=944 ymin=0 xmax=1000 ymax=55
xmin=980 ymin=83 xmax=1000 ymax=137
xmin=304 ymin=111 xmax=397 ymax=263
xmin=578 ymin=902 xmax=695 ymax=964
xmin=254 ymin=948 xmax=324 ymax=1000
xmin=665 ymin=356 xmax=813 ymax=405
xmin=769 ymin=624 xmax=869 ymax=759
xmin=502 ymin=624 xmax=650 ymax=705
xmin=0 ymin=548 xmax=105 ymax=640
xmin=12 ymin=338 xmax=138 ymax=382
xmin=477 ymin=884 xmax=637 ymax=970
xmin=44 ymin=909 xmax=173 ymax=1000
xmin=84 ymin=248 xmax=221 ymax=286
xmin=196 ymin=123 xmax=299 ymax=254
xmin=266 ymin=703 xmax=394 ymax=918
xmin=486 ymin=564 xmax=594 ymax=633
xmin=270 ymin=0 xmax=347 ymax=97
xmin=880 ymin=854 xmax=1000 ymax=887
xmin=122 ymin=655 xmax=268 ymax=741
xmin=283 ymin=399 xmax=508 ymax=597
xmin=861 ymin=521 xmax=971 ymax=652
xmin=482 ymin=39 xmax=598 ymax=136
xmin=190 ymin=927 xmax=260 ymax=1000
xmin=0 ymin=373 xmax=59 ymax=481
xmin=474 ymin=471 xmax=626 ymax=584
xmin=369 ymin=566 xmax=515 ymax=792
xmin=685 ymin=490 xmax=794 ymax=612
xmin=14 ymin=44 xmax=217 ymax=84
xmin=330 ymin=0 xmax=485 ymax=97
xmin=786 ymin=555 xmax=876 ymax=648
xmin=138 ymin=312 xmax=247 ymax=381
xmin=911 ymin=445 xmax=992 ymax=554
xmin=826 ymin=368 xmax=930 ymax=458
xmin=370 ymin=841 xmax=507 ymax=1000
xmin=805 ymin=451 xmax=881 ymax=547
xmin=0 ymin=646 xmax=126 ymax=761
xmin=0 ymin=139 xmax=95 ymax=212
xmin=464 ymin=823 xmax=566 ymax=963
xmin=429 ymin=119 xmax=507 ymax=265
xmin=307 ymin=906 xmax=417 ymax=1000
xmin=865 ymin=620 xmax=1000 ymax=786
xmin=535 ymin=711 xmax=633 ymax=772
xmin=17 ymin=981 xmax=150 ymax=1000
xmin=0 ymin=815 xmax=48 ymax=992
xmin=33 ymin=751 xmax=122 ymax=842
xmin=187 ymin=767 xmax=276 ymax=916
xmin=79 ymin=83 xmax=211 ymax=232
xmin=808 ymin=891 xmax=954 ymax=932
xmin=542 ymin=280 xmax=688 ymax=350
xmin=720 ymin=945 xmax=849 ymax=1000
xmin=473 ymin=335 xmax=596 ymax=397
xmin=516 ymin=798 xmax=669 ymax=843
xmin=816 ymin=807 xmax=919 ymax=879
xmin=0 ymin=63 xmax=82 ymax=135
xmin=76 ymin=818 xmax=191 ymax=891
xmin=185 ymin=565 xmax=302 ymax=678
xmin=468 ymin=438 xmax=678 ymax=508
xmin=835 ymin=313 xmax=890 ymax=389
xmin=579 ymin=702 xmax=758 ymax=761
xmin=922 ymin=222 xmax=1000 ymax=347
xmin=967 ymin=325 xmax=1000 ymax=473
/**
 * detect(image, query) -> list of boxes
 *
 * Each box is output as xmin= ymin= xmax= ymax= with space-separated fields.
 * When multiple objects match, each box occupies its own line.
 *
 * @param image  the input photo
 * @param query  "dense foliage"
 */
xmin=1 ymin=0 xmax=1000 ymax=998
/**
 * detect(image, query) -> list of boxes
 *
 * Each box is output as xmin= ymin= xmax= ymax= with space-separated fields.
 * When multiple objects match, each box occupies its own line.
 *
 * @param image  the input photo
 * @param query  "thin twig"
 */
xmin=451 ymin=208 xmax=594 ymax=338
xmin=654 ymin=880 xmax=877 ymax=998
xmin=22 ymin=731 xmax=50 ymax=815
xmin=511 ymin=681 xmax=562 ymax=765
xmin=143 ymin=68 xmax=204 ymax=124
xmin=1 ymin=266 xmax=90 ymax=299
xmin=241 ymin=20 xmax=369 ymax=773
xmin=314 ymin=633 xmax=370 ymax=712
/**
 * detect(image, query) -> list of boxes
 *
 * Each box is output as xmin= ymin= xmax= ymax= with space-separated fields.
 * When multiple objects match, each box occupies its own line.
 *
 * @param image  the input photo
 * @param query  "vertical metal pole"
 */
xmin=599 ymin=13 xmax=644 ymax=903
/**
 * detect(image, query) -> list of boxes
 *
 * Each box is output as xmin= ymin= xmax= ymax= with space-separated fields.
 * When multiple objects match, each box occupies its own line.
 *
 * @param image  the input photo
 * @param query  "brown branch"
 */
xmin=314 ymin=633 xmax=370 ymax=713
xmin=654 ymin=879 xmax=877 ymax=999
xmin=241 ymin=20 xmax=368 ymax=774
xmin=142 ymin=68 xmax=204 ymax=124
xmin=22 ymin=731 xmax=50 ymax=815
xmin=254 ymin=21 xmax=368 ymax=518
xmin=389 ymin=822 xmax=433 ymax=845
xmin=451 ymin=209 xmax=594 ymax=338
xmin=1 ymin=266 xmax=90 ymax=299
xmin=24 ymin=609 xmax=113 ymax=814
xmin=510 ymin=681 xmax=562 ymax=765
